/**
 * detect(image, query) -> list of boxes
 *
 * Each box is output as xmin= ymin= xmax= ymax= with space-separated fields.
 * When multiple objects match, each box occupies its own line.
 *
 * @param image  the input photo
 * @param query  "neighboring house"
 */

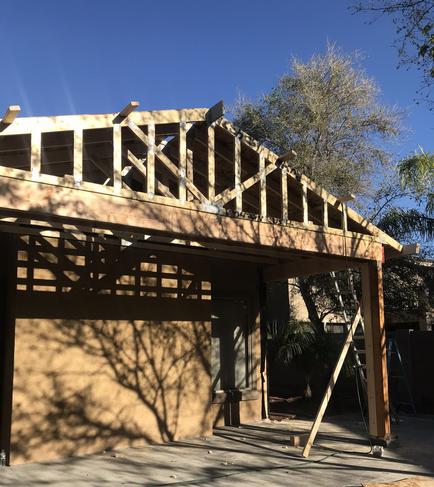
xmin=0 ymin=101 xmax=408 ymax=464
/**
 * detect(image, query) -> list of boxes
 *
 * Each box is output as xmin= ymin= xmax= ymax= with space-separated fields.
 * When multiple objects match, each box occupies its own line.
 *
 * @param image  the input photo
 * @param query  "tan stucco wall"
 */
xmin=5 ymin=234 xmax=263 ymax=464
xmin=12 ymin=318 xmax=212 ymax=464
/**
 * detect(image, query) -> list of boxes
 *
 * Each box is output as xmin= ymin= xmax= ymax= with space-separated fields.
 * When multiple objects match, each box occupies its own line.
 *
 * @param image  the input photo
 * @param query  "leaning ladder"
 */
xmin=330 ymin=270 xmax=368 ymax=402
xmin=302 ymin=269 xmax=367 ymax=458
xmin=387 ymin=337 xmax=416 ymax=416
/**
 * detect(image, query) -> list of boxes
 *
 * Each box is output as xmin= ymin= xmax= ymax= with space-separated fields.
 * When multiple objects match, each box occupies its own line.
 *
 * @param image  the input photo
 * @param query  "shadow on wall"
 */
xmin=11 ymin=234 xmax=213 ymax=463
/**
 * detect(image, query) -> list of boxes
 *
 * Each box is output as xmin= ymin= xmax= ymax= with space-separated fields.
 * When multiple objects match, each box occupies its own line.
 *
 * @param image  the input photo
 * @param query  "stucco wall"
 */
xmin=4 ymin=233 xmax=263 ymax=464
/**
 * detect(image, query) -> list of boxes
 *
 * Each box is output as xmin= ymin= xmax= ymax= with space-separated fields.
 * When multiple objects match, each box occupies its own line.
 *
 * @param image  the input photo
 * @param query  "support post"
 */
xmin=179 ymin=122 xmax=187 ymax=203
xmin=207 ymin=124 xmax=215 ymax=200
xmin=259 ymin=153 xmax=267 ymax=218
xmin=147 ymin=121 xmax=155 ymax=196
xmin=234 ymin=136 xmax=242 ymax=213
xmin=73 ymin=129 xmax=83 ymax=184
xmin=113 ymin=124 xmax=122 ymax=192
xmin=302 ymin=182 xmax=308 ymax=224
xmin=361 ymin=260 xmax=391 ymax=444
xmin=281 ymin=167 xmax=288 ymax=221
xmin=31 ymin=131 xmax=41 ymax=179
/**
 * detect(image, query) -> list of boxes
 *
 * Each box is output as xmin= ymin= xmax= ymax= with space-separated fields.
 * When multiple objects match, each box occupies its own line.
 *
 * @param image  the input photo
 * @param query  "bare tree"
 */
xmin=352 ymin=0 xmax=434 ymax=106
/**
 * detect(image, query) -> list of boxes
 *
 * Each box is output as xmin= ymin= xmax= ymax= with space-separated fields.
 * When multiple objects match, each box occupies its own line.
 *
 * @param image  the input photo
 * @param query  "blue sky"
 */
xmin=0 ymin=0 xmax=432 ymax=158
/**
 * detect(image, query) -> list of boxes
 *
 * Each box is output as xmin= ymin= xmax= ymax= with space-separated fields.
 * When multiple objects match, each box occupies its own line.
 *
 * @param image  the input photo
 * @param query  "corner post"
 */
xmin=361 ymin=259 xmax=391 ymax=444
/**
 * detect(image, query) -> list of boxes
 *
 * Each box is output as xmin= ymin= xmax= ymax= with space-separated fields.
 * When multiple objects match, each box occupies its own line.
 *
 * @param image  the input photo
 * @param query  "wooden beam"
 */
xmin=263 ymin=256 xmax=361 ymax=281
xmin=302 ymin=307 xmax=362 ymax=457
xmin=128 ymin=120 xmax=208 ymax=203
xmin=323 ymin=199 xmax=329 ymax=228
xmin=113 ymin=124 xmax=122 ymax=192
xmin=234 ymin=136 xmax=242 ymax=212
xmin=1 ymin=105 xmax=21 ymax=126
xmin=179 ymin=122 xmax=187 ymax=203
xmin=206 ymin=100 xmax=224 ymax=125
xmin=207 ymin=124 xmax=215 ymax=200
xmin=187 ymin=148 xmax=194 ymax=202
xmin=73 ymin=129 xmax=83 ymax=184
xmin=336 ymin=193 xmax=356 ymax=203
xmin=0 ymin=108 xmax=210 ymax=136
xmin=342 ymin=203 xmax=348 ymax=232
xmin=259 ymin=153 xmax=267 ymax=218
xmin=281 ymin=167 xmax=288 ymax=221
xmin=277 ymin=149 xmax=297 ymax=162
xmin=217 ymin=119 xmax=403 ymax=252
xmin=361 ymin=260 xmax=391 ymax=443
xmin=385 ymin=242 xmax=420 ymax=260
xmin=214 ymin=160 xmax=278 ymax=206
xmin=302 ymin=182 xmax=308 ymax=224
xmin=147 ymin=122 xmax=155 ymax=195
xmin=31 ymin=131 xmax=41 ymax=178
xmin=127 ymin=150 xmax=175 ymax=198
xmin=0 ymin=175 xmax=384 ymax=261
xmin=118 ymin=101 xmax=140 ymax=118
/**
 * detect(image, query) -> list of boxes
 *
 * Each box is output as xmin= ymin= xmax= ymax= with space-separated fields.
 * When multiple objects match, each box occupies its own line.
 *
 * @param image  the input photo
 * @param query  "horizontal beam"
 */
xmin=1 ymin=105 xmax=21 ymax=126
xmin=263 ymin=256 xmax=362 ymax=281
xmin=384 ymin=242 xmax=420 ymax=260
xmin=119 ymin=101 xmax=140 ymax=118
xmin=0 ymin=175 xmax=383 ymax=261
xmin=0 ymin=107 xmax=210 ymax=135
xmin=206 ymin=100 xmax=224 ymax=125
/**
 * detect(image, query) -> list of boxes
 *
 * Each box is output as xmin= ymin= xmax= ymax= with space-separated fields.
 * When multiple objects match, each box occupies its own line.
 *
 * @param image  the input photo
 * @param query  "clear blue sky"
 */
xmin=0 ymin=0 xmax=432 ymax=158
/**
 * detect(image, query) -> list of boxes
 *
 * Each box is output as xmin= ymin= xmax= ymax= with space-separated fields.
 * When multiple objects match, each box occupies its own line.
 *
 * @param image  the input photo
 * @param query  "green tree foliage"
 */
xmin=233 ymin=45 xmax=401 ymax=196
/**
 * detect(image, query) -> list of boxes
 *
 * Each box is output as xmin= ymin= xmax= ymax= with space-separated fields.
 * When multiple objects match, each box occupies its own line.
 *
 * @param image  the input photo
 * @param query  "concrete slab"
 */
xmin=0 ymin=414 xmax=433 ymax=486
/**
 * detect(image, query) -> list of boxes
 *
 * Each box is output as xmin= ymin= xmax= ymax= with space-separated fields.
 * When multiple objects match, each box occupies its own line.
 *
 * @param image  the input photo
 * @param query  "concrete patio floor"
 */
xmin=1 ymin=414 xmax=433 ymax=486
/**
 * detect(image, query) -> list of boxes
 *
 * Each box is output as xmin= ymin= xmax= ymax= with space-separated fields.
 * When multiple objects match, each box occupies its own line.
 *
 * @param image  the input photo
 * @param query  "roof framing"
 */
xmin=0 ymin=100 xmax=408 ymax=260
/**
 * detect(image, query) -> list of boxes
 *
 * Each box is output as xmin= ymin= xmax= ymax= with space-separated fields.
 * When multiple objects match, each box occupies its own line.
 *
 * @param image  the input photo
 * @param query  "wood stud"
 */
xmin=234 ymin=136 xmax=242 ymax=213
xmin=147 ymin=122 xmax=155 ymax=196
xmin=259 ymin=153 xmax=267 ymax=218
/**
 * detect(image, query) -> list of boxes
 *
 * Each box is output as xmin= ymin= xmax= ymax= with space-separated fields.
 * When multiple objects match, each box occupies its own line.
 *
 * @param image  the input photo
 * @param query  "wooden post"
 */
xmin=207 ymin=124 xmax=215 ymax=201
xmin=342 ymin=203 xmax=348 ymax=232
xmin=73 ymin=129 xmax=83 ymax=184
xmin=179 ymin=122 xmax=187 ymax=203
xmin=147 ymin=122 xmax=155 ymax=196
xmin=302 ymin=182 xmax=308 ymax=224
xmin=281 ymin=167 xmax=288 ymax=221
xmin=234 ymin=136 xmax=242 ymax=213
xmin=361 ymin=260 xmax=391 ymax=443
xmin=113 ymin=124 xmax=122 ymax=192
xmin=323 ymin=199 xmax=328 ymax=228
xmin=259 ymin=153 xmax=267 ymax=218
xmin=31 ymin=131 xmax=41 ymax=179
